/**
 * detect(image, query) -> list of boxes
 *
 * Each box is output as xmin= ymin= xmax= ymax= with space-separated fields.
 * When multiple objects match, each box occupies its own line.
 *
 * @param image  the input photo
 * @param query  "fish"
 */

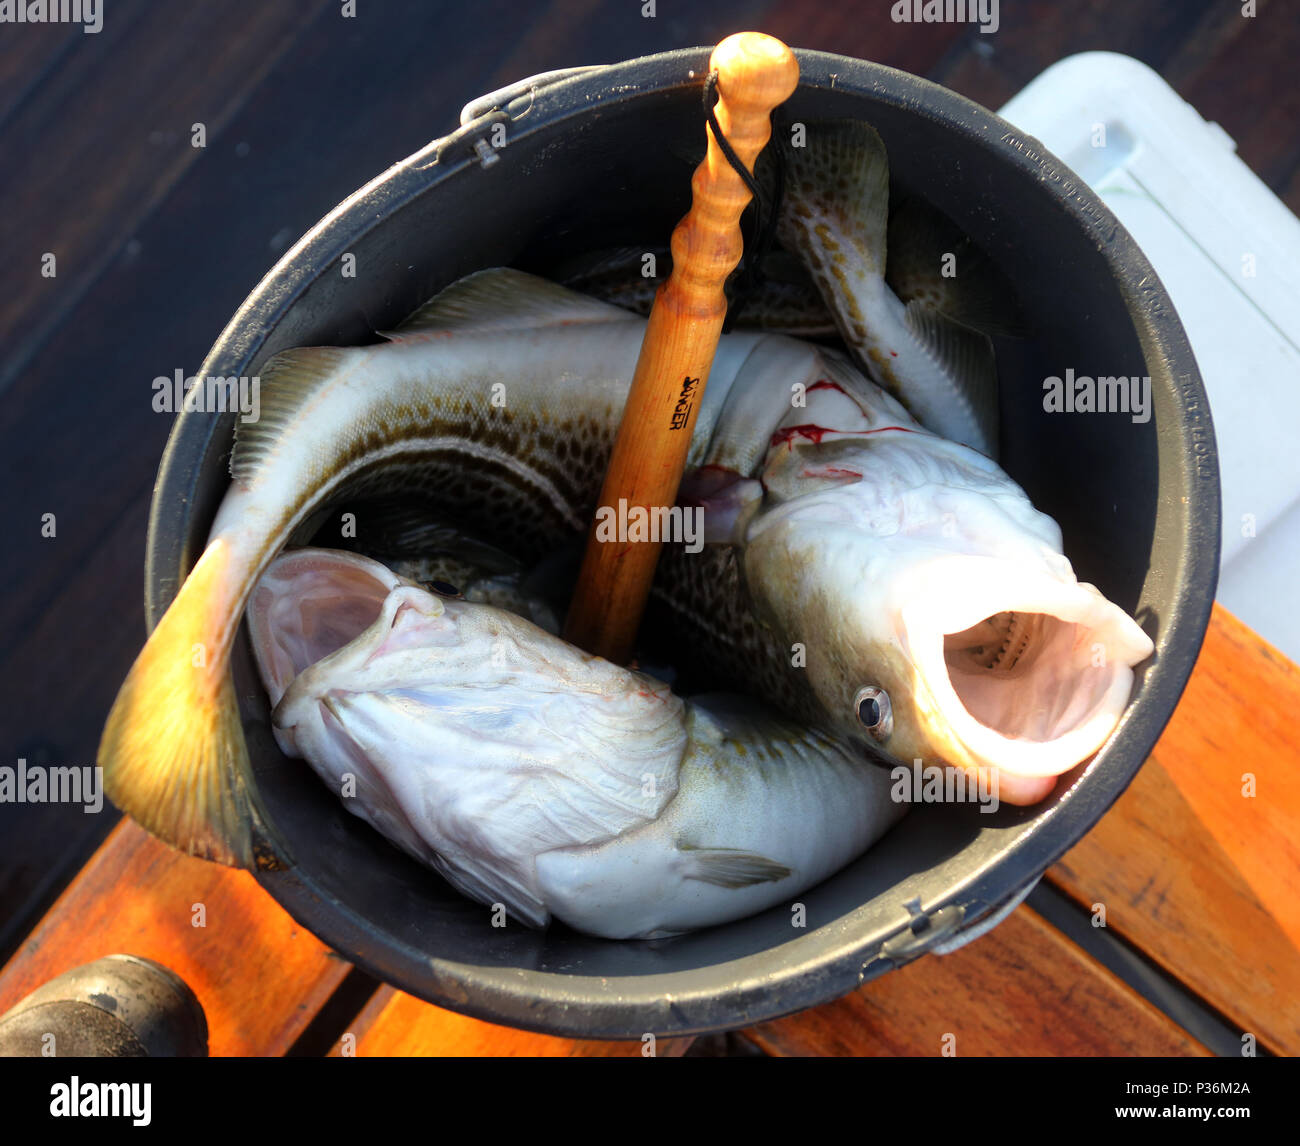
xmin=316 ymin=500 xmax=563 ymax=634
xmin=775 ymin=120 xmax=1024 ymax=456
xmin=248 ymin=547 xmax=904 ymax=939
xmin=555 ymin=245 xmax=840 ymax=337
xmin=98 ymin=126 xmax=1153 ymax=879
xmin=652 ymin=344 xmax=1154 ymax=808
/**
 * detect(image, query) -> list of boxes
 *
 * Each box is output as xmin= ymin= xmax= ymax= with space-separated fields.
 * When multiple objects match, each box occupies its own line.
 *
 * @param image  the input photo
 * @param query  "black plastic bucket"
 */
xmin=144 ymin=47 xmax=1219 ymax=1038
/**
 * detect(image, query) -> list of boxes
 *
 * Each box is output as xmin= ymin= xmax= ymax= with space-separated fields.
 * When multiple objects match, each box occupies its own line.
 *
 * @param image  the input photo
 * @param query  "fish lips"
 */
xmin=248 ymin=547 xmax=429 ymax=709
xmin=272 ymin=588 xmax=453 ymax=735
xmin=897 ymin=554 xmax=1156 ymax=788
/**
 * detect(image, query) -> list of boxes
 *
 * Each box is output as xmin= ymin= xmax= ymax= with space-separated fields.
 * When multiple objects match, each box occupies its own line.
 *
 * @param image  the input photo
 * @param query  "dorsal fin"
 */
xmin=380 ymin=267 xmax=636 ymax=341
xmin=231 ymin=346 xmax=353 ymax=486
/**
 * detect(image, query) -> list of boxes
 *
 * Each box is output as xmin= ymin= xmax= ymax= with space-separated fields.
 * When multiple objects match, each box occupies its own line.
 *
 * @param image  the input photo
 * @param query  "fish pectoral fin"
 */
xmin=902 ymin=300 xmax=999 ymax=456
xmin=380 ymin=267 xmax=637 ymax=341
xmin=679 ymin=845 xmax=793 ymax=889
xmin=887 ymin=198 xmax=1028 ymax=338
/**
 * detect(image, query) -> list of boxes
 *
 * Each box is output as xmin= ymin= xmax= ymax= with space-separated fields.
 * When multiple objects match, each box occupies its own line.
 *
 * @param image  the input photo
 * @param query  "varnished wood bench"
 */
xmin=2 ymin=604 xmax=1295 ymax=1057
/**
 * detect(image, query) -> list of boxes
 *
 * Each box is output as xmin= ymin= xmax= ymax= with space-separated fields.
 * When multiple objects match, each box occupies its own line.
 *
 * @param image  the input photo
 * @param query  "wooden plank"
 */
xmin=744 ymin=905 xmax=1208 ymax=1056
xmin=931 ymin=0 xmax=1300 ymax=216
xmin=1048 ymin=604 xmax=1300 ymax=1055
xmin=932 ymin=0 xmax=1220 ymax=116
xmin=0 ymin=821 xmax=351 ymax=1057
xmin=0 ymin=19 xmax=80 ymax=127
xmin=1173 ymin=0 xmax=1300 ymax=210
xmin=329 ymin=986 xmax=695 ymax=1057
xmin=0 ymin=0 xmax=642 ymax=957
xmin=761 ymin=0 xmax=968 ymax=79
xmin=0 ymin=0 xmax=331 ymax=393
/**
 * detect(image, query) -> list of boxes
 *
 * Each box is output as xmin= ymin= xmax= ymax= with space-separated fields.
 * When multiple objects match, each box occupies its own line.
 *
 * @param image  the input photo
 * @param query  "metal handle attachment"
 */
xmin=458 ymin=65 xmax=605 ymax=127
xmin=862 ymin=875 xmax=1042 ymax=978
xmin=405 ymin=64 xmax=606 ymax=172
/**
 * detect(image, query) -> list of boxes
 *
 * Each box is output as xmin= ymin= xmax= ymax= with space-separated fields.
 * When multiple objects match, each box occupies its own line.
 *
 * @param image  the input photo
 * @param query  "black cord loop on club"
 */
xmin=703 ymin=69 xmax=787 ymax=332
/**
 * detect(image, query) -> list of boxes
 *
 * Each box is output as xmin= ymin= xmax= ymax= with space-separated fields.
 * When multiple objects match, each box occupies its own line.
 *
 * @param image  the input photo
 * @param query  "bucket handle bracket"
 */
xmin=406 ymin=65 xmax=607 ymax=172
xmin=860 ymin=875 xmax=1042 ymax=979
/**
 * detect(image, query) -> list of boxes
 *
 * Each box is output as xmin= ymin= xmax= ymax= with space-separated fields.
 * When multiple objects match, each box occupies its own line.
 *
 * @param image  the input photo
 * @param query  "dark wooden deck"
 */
xmin=1 ymin=0 xmax=1297 ymax=1055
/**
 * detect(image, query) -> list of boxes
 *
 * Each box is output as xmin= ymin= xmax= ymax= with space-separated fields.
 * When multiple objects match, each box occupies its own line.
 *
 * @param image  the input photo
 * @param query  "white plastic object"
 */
xmin=999 ymin=52 xmax=1300 ymax=662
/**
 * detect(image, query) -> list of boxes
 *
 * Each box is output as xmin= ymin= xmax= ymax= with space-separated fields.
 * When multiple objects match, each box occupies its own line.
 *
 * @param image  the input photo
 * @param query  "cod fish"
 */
xmin=777 ymin=120 xmax=1025 ymax=457
xmin=248 ymin=548 xmax=904 ymax=939
xmin=98 ymin=265 xmax=1153 ymax=874
xmin=556 ymin=245 xmax=841 ymax=337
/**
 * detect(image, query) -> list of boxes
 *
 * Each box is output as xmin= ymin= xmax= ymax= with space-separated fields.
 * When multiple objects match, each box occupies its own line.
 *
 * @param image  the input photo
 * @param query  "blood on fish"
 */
xmin=770 ymin=424 xmax=917 ymax=449
xmin=801 ymin=466 xmax=863 ymax=479
xmin=772 ymin=424 xmax=833 ymax=446
xmin=806 ymin=379 xmax=844 ymax=393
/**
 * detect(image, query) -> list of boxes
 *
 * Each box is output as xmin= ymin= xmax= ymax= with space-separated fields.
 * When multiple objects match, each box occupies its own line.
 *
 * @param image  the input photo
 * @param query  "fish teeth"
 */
xmin=987 ymin=612 xmax=1037 ymax=673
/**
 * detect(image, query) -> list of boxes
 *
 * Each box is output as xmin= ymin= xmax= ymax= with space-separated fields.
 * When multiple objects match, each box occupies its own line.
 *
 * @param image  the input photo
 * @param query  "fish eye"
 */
xmin=425 ymin=580 xmax=463 ymax=598
xmin=854 ymin=686 xmax=892 ymax=741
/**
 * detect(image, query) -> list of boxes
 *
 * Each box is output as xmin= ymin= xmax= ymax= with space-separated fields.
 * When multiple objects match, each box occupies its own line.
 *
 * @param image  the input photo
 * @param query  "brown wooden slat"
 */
xmin=0 ymin=0 xmax=591 ymax=957
xmin=1048 ymin=604 xmax=1300 ymax=1055
xmin=761 ymin=0 xmax=968 ymax=78
xmin=0 ymin=821 xmax=351 ymax=1057
xmin=1174 ymin=0 xmax=1300 ymax=210
xmin=933 ymin=0 xmax=1224 ymax=110
xmin=744 ymin=905 xmax=1208 ymax=1057
xmin=329 ymin=986 xmax=694 ymax=1057
xmin=933 ymin=0 xmax=1300 ymax=215
xmin=469 ymin=0 xmax=968 ymax=121
xmin=1159 ymin=0 xmax=1263 ymax=92
xmin=935 ymin=1 xmax=1185 ymax=110
xmin=0 ymin=0 xmax=331 ymax=390
xmin=0 ymin=18 xmax=80 ymax=125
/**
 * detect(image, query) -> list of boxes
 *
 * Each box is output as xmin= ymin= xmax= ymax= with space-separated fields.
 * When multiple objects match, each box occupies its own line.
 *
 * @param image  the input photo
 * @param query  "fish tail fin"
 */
xmin=98 ymin=538 xmax=285 ymax=870
xmin=778 ymin=119 xmax=890 ymax=276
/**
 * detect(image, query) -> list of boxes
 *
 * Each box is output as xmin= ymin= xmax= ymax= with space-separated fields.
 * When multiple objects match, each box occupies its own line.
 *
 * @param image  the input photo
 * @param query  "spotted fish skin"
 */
xmin=96 ymin=267 xmax=806 ymax=867
xmin=776 ymin=120 xmax=1013 ymax=457
xmin=557 ymin=245 xmax=840 ymax=337
xmin=101 ymin=256 xmax=1151 ymax=877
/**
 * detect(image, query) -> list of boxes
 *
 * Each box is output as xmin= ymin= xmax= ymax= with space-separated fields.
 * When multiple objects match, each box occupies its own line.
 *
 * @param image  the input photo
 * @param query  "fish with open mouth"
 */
xmin=248 ymin=547 xmax=903 ymax=939
xmin=97 ymin=123 xmax=1154 ymax=930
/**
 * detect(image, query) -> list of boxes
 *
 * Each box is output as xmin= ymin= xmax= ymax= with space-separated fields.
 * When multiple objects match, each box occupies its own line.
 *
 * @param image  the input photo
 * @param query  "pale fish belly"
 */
xmin=533 ymin=697 xmax=904 ymax=940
